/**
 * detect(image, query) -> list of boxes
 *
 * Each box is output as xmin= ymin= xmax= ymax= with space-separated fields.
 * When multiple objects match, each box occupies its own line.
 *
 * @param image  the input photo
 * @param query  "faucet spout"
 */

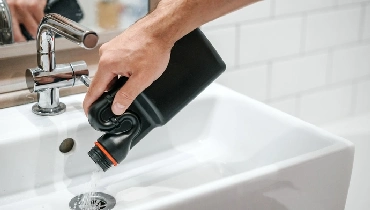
xmin=37 ymin=13 xmax=98 ymax=71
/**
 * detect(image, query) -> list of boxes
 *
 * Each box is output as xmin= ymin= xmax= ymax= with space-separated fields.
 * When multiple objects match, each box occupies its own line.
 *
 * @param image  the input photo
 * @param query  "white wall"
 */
xmin=202 ymin=1 xmax=370 ymax=210
xmin=202 ymin=0 xmax=370 ymax=126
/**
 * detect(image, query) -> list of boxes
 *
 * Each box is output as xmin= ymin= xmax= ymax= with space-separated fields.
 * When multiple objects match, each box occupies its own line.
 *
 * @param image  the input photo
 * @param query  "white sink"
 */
xmin=0 ymin=83 xmax=354 ymax=210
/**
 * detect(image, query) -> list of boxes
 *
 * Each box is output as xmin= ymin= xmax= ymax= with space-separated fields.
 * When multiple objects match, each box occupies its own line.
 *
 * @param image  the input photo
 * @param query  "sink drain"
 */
xmin=69 ymin=192 xmax=116 ymax=210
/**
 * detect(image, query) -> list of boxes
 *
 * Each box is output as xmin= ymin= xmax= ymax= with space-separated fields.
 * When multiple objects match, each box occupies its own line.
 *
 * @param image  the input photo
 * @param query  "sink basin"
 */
xmin=0 ymin=83 xmax=354 ymax=210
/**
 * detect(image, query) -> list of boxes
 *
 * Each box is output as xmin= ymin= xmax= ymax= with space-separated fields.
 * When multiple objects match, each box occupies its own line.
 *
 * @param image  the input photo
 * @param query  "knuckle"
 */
xmin=99 ymin=44 xmax=107 ymax=55
xmin=28 ymin=1 xmax=38 ymax=9
xmin=98 ymin=56 xmax=109 ymax=67
xmin=99 ymin=54 xmax=118 ymax=69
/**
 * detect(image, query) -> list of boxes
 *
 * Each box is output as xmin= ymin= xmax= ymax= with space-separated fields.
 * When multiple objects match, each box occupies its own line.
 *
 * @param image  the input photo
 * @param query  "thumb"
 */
xmin=111 ymin=75 xmax=149 ymax=115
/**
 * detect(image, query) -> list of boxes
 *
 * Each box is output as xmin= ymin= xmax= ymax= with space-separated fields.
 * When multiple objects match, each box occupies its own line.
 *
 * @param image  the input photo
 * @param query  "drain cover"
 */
xmin=69 ymin=192 xmax=116 ymax=210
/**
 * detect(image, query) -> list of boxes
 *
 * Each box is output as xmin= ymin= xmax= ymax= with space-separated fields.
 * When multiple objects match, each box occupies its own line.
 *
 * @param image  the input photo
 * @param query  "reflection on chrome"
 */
xmin=26 ymin=13 xmax=97 ymax=116
xmin=0 ymin=0 xmax=13 ymax=45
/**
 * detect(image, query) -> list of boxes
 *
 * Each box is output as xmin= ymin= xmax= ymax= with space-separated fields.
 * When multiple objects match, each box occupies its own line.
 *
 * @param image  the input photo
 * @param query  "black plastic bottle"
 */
xmin=88 ymin=29 xmax=226 ymax=172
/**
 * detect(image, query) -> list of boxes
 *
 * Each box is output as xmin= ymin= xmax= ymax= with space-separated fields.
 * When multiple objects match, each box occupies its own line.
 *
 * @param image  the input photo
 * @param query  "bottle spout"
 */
xmin=88 ymin=112 xmax=141 ymax=172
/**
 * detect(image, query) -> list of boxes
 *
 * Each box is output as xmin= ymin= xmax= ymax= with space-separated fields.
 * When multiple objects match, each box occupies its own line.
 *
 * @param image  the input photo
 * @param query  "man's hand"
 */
xmin=6 ymin=0 xmax=47 ymax=42
xmin=83 ymin=21 xmax=173 ymax=116
xmin=83 ymin=0 xmax=259 ymax=117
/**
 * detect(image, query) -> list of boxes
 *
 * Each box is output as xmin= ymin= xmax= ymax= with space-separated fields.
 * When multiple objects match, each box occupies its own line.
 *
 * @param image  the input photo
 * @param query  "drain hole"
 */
xmin=80 ymin=197 xmax=107 ymax=210
xmin=69 ymin=192 xmax=116 ymax=210
xmin=59 ymin=138 xmax=75 ymax=153
xmin=89 ymin=198 xmax=107 ymax=209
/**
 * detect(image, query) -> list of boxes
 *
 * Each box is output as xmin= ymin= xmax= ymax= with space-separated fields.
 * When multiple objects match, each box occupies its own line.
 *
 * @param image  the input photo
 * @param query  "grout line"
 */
xmin=349 ymin=81 xmax=358 ymax=116
xmin=300 ymin=13 xmax=308 ymax=54
xmin=234 ymin=39 xmax=370 ymax=70
xmin=334 ymin=0 xmax=339 ymax=7
xmin=202 ymin=2 xmax=363 ymax=30
xmin=235 ymin=24 xmax=241 ymax=68
xmin=325 ymin=49 xmax=334 ymax=84
xmin=266 ymin=61 xmax=273 ymax=100
xmin=295 ymin=94 xmax=301 ymax=118
xmin=358 ymin=2 xmax=367 ymax=42
xmin=270 ymin=0 xmax=276 ymax=18
xmin=203 ymin=16 xmax=289 ymax=31
xmin=267 ymin=74 xmax=370 ymax=102
xmin=355 ymin=74 xmax=370 ymax=84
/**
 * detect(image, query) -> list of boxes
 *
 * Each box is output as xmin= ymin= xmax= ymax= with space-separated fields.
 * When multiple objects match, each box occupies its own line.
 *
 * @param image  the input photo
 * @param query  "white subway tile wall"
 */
xmin=305 ymin=6 xmax=362 ymax=51
xmin=331 ymin=43 xmax=370 ymax=83
xmin=275 ymin=0 xmax=335 ymax=15
xmin=268 ymin=97 xmax=297 ymax=116
xmin=364 ymin=4 xmax=370 ymax=40
xmin=337 ymin=0 xmax=370 ymax=5
xmin=270 ymin=53 xmax=328 ymax=98
xmin=202 ymin=26 xmax=237 ymax=67
xmin=239 ymin=17 xmax=302 ymax=64
xmin=355 ymin=78 xmax=370 ymax=114
xmin=202 ymin=0 xmax=370 ymax=126
xmin=215 ymin=65 xmax=268 ymax=101
xmin=203 ymin=0 xmax=271 ymax=28
xmin=299 ymin=85 xmax=353 ymax=124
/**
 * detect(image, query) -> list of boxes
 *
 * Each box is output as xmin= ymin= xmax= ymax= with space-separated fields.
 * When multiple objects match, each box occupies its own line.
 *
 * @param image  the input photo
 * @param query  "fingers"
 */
xmin=32 ymin=4 xmax=46 ymax=23
xmin=7 ymin=0 xmax=46 ymax=42
xmin=21 ymin=13 xmax=39 ymax=38
xmin=11 ymin=17 xmax=26 ymax=42
xmin=83 ymin=68 xmax=117 ymax=116
xmin=111 ymin=74 xmax=151 ymax=115
xmin=31 ymin=1 xmax=46 ymax=28
xmin=106 ymin=76 xmax=118 ymax=92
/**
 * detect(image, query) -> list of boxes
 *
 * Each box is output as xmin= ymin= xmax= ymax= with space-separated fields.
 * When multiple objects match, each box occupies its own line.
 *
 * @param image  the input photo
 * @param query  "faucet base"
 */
xmin=32 ymin=102 xmax=66 ymax=116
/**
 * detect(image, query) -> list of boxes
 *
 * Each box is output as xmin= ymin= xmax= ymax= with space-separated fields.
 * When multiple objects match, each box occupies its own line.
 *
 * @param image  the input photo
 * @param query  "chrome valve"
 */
xmin=25 ymin=13 xmax=98 ymax=116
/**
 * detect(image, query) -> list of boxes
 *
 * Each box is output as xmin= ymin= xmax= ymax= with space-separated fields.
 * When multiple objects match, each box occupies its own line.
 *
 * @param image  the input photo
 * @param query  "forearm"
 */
xmin=139 ymin=0 xmax=260 ymax=46
xmin=84 ymin=0 xmax=260 ymax=115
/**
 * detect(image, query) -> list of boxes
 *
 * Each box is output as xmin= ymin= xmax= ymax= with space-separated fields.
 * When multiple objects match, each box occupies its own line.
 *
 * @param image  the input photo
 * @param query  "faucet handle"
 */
xmin=26 ymin=61 xmax=90 ymax=92
xmin=70 ymin=61 xmax=90 ymax=85
xmin=80 ymin=75 xmax=91 ymax=87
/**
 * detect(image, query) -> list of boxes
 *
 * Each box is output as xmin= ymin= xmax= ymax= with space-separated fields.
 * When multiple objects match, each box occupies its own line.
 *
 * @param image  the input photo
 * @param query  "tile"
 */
xmin=203 ymin=26 xmax=237 ymax=68
xmin=275 ymin=0 xmax=335 ymax=15
xmin=355 ymin=79 xmax=370 ymax=114
xmin=203 ymin=0 xmax=271 ymax=28
xmin=305 ymin=6 xmax=362 ymax=51
xmin=299 ymin=85 xmax=353 ymax=124
xmin=239 ymin=17 xmax=302 ymax=65
xmin=363 ymin=4 xmax=370 ymax=40
xmin=215 ymin=65 xmax=268 ymax=101
xmin=269 ymin=97 xmax=298 ymax=116
xmin=270 ymin=53 xmax=328 ymax=98
xmin=331 ymin=44 xmax=370 ymax=83
xmin=337 ymin=0 xmax=370 ymax=5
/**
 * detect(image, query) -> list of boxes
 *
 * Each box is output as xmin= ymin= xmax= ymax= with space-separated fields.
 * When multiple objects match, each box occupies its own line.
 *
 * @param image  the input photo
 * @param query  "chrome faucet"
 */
xmin=0 ymin=0 xmax=13 ymax=45
xmin=26 ymin=13 xmax=98 ymax=116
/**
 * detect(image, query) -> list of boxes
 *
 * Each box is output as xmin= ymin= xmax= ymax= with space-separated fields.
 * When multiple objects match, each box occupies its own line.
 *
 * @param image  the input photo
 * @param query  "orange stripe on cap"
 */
xmin=95 ymin=142 xmax=118 ymax=166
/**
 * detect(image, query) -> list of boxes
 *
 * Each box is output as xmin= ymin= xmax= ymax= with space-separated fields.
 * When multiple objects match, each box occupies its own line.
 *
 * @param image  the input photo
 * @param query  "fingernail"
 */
xmin=113 ymin=102 xmax=125 ymax=115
